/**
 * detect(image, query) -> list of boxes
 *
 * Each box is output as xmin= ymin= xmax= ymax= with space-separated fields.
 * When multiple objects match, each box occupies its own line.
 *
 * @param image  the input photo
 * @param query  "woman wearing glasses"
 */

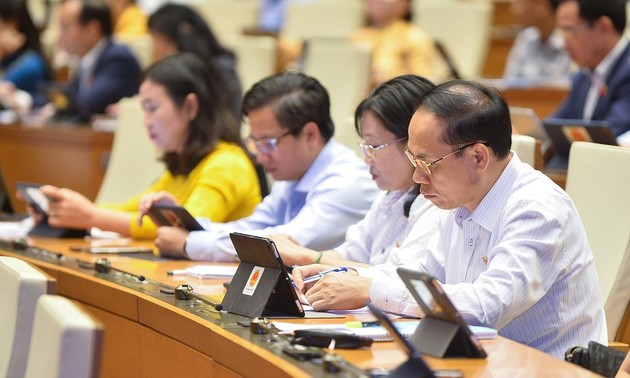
xmin=274 ymin=74 xmax=443 ymax=267
xmin=32 ymin=53 xmax=260 ymax=239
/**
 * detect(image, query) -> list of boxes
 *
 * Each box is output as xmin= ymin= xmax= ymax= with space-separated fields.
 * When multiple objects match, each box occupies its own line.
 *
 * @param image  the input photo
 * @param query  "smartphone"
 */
xmin=15 ymin=182 xmax=48 ymax=215
xmin=148 ymin=204 xmax=203 ymax=231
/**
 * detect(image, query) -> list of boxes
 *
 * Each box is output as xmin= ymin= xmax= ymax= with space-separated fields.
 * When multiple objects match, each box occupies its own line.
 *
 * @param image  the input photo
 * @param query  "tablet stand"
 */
xmin=28 ymin=220 xmax=88 ymax=238
xmin=410 ymin=317 xmax=484 ymax=358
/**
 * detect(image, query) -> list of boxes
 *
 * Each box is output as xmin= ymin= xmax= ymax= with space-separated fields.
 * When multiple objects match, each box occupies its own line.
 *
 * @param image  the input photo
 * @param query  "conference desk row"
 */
xmin=0 ymin=236 xmax=599 ymax=377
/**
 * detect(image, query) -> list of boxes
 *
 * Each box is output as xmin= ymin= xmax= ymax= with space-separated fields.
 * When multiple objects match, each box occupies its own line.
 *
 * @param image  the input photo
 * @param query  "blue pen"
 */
xmin=301 ymin=267 xmax=348 ymax=284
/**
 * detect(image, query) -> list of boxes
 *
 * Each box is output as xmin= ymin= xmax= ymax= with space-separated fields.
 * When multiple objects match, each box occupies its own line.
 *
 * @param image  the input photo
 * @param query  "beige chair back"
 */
xmin=235 ymin=35 xmax=277 ymax=93
xmin=192 ymin=0 xmax=260 ymax=49
xmin=565 ymin=142 xmax=630 ymax=341
xmin=281 ymin=0 xmax=363 ymax=41
xmin=24 ymin=295 xmax=103 ymax=378
xmin=414 ymin=0 xmax=493 ymax=79
xmin=302 ymin=38 xmax=371 ymax=151
xmin=0 ymin=257 xmax=55 ymax=378
xmin=95 ymin=97 xmax=163 ymax=204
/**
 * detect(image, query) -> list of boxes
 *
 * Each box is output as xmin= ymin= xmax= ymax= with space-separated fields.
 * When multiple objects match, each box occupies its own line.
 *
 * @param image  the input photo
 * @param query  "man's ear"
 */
xmin=472 ymin=143 xmax=491 ymax=171
xmin=302 ymin=121 xmax=321 ymax=144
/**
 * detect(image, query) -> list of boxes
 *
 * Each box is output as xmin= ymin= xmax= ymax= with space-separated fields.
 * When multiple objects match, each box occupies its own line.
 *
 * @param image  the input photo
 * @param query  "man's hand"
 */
xmin=292 ymin=264 xmax=371 ymax=311
xmin=155 ymin=226 xmax=189 ymax=258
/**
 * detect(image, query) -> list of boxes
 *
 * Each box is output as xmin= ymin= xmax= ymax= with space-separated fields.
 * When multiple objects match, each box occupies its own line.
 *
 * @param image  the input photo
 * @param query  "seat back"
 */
xmin=0 ymin=257 xmax=56 ymax=378
xmin=414 ymin=0 xmax=493 ymax=79
xmin=511 ymin=134 xmax=540 ymax=169
xmin=192 ymin=0 xmax=260 ymax=49
xmin=235 ymin=35 xmax=277 ymax=93
xmin=281 ymin=0 xmax=363 ymax=41
xmin=302 ymin=38 xmax=371 ymax=151
xmin=114 ymin=34 xmax=154 ymax=69
xmin=95 ymin=97 xmax=163 ymax=204
xmin=565 ymin=142 xmax=630 ymax=341
xmin=24 ymin=295 xmax=103 ymax=378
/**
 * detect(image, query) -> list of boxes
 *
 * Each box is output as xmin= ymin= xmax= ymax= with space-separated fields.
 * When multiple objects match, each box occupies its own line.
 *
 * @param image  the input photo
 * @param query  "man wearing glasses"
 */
xmin=153 ymin=72 xmax=378 ymax=261
xmin=552 ymin=0 xmax=630 ymax=139
xmin=293 ymin=80 xmax=606 ymax=358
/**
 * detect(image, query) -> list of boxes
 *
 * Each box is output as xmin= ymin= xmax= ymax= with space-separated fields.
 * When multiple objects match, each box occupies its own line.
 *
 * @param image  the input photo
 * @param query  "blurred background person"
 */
xmin=108 ymin=0 xmax=147 ymax=37
xmin=147 ymin=4 xmax=242 ymax=123
xmin=0 ymin=0 xmax=51 ymax=110
xmin=53 ymin=0 xmax=141 ymax=123
xmin=350 ymin=0 xmax=448 ymax=87
xmin=503 ymin=0 xmax=572 ymax=85
xmin=30 ymin=53 xmax=261 ymax=239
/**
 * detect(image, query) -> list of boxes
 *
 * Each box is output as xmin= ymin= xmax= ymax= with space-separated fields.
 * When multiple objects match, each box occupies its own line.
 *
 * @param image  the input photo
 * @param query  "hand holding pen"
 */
xmin=292 ymin=265 xmax=348 ymax=291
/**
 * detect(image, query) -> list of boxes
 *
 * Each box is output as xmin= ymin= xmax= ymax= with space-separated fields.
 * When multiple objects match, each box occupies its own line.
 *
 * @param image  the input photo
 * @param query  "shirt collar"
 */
xmin=293 ymin=140 xmax=338 ymax=192
xmin=454 ymin=153 xmax=521 ymax=231
xmin=80 ymin=37 xmax=108 ymax=74
xmin=590 ymin=37 xmax=628 ymax=79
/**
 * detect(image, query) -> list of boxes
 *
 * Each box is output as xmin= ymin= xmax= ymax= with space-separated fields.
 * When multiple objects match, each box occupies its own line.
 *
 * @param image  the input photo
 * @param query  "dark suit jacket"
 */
xmin=63 ymin=40 xmax=141 ymax=123
xmin=553 ymin=42 xmax=630 ymax=137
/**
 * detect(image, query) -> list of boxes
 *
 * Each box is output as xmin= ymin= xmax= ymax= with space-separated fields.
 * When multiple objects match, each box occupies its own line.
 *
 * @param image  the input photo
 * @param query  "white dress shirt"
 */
xmin=503 ymin=27 xmax=572 ymax=84
xmin=335 ymin=188 xmax=443 ymax=265
xmin=369 ymin=154 xmax=607 ymax=358
xmin=186 ymin=140 xmax=379 ymax=261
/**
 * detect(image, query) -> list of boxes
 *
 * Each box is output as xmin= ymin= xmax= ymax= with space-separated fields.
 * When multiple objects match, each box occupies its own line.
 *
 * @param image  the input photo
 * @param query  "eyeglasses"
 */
xmin=245 ymin=130 xmax=292 ymax=155
xmin=359 ymin=137 xmax=407 ymax=160
xmin=558 ymin=20 xmax=593 ymax=38
xmin=404 ymin=142 xmax=483 ymax=175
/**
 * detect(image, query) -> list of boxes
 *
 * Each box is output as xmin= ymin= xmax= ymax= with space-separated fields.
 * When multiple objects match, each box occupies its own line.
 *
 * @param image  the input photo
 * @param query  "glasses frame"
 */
xmin=359 ymin=137 xmax=408 ymax=160
xmin=405 ymin=142 xmax=484 ymax=175
xmin=246 ymin=130 xmax=292 ymax=155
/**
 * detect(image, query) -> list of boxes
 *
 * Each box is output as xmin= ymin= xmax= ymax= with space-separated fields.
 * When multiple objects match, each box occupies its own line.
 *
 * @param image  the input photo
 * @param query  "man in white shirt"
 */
xmin=150 ymin=72 xmax=378 ymax=261
xmin=293 ymin=80 xmax=607 ymax=358
xmin=503 ymin=0 xmax=572 ymax=84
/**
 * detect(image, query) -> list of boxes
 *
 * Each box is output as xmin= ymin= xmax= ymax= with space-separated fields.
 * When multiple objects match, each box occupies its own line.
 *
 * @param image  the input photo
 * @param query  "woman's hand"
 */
xmin=39 ymin=185 xmax=96 ymax=229
xmin=137 ymin=191 xmax=179 ymax=226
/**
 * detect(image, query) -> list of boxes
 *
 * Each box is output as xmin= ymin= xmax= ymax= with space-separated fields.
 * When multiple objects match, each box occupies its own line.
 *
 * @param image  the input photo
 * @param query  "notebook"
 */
xmin=543 ymin=118 xmax=617 ymax=169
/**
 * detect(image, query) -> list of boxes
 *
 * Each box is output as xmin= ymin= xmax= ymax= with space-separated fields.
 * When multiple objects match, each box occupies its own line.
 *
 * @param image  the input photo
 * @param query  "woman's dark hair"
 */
xmin=0 ymin=0 xmax=45 ymax=56
xmin=355 ymin=74 xmax=434 ymax=217
xmin=242 ymin=72 xmax=335 ymax=141
xmin=417 ymin=79 xmax=512 ymax=160
xmin=142 ymin=53 xmax=241 ymax=175
xmin=148 ymin=4 xmax=234 ymax=63
xmin=355 ymin=74 xmax=434 ymax=140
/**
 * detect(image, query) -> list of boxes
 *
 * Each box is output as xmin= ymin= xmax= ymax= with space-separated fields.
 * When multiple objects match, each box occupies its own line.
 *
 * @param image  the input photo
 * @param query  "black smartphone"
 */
xmin=15 ymin=182 xmax=48 ymax=215
xmin=148 ymin=204 xmax=203 ymax=231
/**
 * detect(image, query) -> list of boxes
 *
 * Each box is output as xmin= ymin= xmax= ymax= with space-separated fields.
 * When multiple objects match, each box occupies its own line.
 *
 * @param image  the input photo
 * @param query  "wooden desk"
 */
xmin=0 ymin=237 xmax=600 ymax=377
xmin=0 ymin=124 xmax=113 ymax=212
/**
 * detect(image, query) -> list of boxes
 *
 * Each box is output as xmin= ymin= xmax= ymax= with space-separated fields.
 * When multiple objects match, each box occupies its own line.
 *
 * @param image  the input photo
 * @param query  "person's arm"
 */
xmin=40 ymin=185 xmax=133 ymax=235
xmin=186 ymin=171 xmax=378 ymax=261
xmin=601 ymin=76 xmax=630 ymax=137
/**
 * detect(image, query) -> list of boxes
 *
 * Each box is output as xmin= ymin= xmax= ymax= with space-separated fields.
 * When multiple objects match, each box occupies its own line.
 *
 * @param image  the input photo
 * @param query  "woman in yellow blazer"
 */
xmin=37 ymin=53 xmax=261 ymax=238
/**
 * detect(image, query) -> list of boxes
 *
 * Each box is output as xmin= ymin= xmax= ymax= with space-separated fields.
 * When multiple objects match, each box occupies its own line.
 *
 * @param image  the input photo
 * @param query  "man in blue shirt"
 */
xmin=146 ymin=72 xmax=379 ymax=261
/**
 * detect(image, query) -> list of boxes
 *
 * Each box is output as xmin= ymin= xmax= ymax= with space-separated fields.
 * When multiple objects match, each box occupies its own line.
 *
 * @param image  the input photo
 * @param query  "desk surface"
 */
xmin=0 ymin=236 xmax=599 ymax=377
